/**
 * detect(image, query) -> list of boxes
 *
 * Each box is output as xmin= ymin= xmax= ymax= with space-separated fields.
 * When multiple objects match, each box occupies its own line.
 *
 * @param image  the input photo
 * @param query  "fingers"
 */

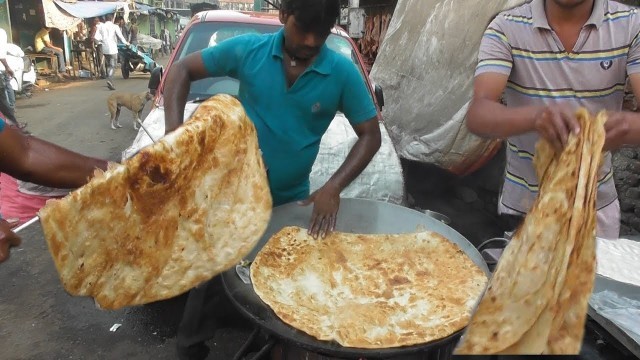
xmin=308 ymin=212 xmax=323 ymax=239
xmin=0 ymin=232 xmax=21 ymax=264
xmin=535 ymin=106 xmax=581 ymax=150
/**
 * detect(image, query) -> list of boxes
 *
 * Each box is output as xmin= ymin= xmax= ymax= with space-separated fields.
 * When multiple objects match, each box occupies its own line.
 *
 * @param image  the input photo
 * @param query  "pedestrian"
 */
xmin=162 ymin=0 xmax=382 ymax=358
xmin=94 ymin=14 xmax=129 ymax=90
xmin=0 ymin=27 xmax=25 ymax=129
xmin=34 ymin=26 xmax=67 ymax=75
xmin=89 ymin=17 xmax=105 ymax=78
xmin=467 ymin=0 xmax=640 ymax=239
xmin=129 ymin=17 xmax=139 ymax=45
xmin=0 ymin=120 xmax=108 ymax=263
xmin=116 ymin=15 xmax=130 ymax=44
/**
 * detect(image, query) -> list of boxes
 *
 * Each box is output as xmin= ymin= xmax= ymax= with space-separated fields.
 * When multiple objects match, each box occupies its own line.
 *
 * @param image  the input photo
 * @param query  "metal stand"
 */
xmin=233 ymin=327 xmax=276 ymax=360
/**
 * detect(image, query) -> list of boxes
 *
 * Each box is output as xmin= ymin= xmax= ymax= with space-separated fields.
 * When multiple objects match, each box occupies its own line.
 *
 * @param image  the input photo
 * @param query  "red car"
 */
xmin=124 ymin=10 xmax=405 ymax=204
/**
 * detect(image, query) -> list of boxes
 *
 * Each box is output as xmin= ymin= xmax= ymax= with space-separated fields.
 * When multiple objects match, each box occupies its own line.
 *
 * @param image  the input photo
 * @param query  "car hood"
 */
xmin=122 ymin=102 xmax=405 ymax=205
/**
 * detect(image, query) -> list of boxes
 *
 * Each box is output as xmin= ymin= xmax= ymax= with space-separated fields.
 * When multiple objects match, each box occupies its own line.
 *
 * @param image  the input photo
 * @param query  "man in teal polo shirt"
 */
xmin=163 ymin=0 xmax=382 ymax=358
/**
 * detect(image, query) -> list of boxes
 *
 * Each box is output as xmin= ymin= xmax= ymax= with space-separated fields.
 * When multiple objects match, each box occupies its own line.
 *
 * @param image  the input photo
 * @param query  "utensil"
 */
xmin=222 ymin=198 xmax=489 ymax=359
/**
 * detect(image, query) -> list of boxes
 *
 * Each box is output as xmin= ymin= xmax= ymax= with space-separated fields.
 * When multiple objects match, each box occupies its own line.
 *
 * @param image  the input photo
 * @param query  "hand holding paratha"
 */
xmin=533 ymin=104 xmax=581 ymax=151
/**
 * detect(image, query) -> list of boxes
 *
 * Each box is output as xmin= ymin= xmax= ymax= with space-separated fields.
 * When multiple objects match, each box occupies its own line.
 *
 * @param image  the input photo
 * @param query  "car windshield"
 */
xmin=172 ymin=21 xmax=368 ymax=102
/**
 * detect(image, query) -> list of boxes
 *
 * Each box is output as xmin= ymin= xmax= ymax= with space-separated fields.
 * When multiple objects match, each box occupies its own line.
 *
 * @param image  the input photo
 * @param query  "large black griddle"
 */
xmin=221 ymin=198 xmax=490 ymax=358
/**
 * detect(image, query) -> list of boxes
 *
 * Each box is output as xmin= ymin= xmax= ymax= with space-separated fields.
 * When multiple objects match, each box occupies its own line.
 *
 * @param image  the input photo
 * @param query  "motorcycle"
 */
xmin=118 ymin=43 xmax=156 ymax=79
xmin=0 ymin=43 xmax=36 ymax=98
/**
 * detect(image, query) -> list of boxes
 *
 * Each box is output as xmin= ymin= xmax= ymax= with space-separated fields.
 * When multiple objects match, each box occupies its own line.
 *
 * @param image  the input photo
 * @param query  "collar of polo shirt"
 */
xmin=531 ymin=0 xmax=607 ymax=30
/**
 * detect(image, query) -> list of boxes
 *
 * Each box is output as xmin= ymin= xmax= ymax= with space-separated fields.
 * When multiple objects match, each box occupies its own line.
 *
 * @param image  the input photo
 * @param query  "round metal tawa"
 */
xmin=221 ymin=198 xmax=489 ymax=358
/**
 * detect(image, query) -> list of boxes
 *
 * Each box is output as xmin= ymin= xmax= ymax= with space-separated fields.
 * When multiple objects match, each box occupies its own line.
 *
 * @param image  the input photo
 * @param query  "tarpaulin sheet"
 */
xmin=134 ymin=2 xmax=155 ymax=15
xmin=370 ymin=0 xmax=524 ymax=175
xmin=43 ymin=0 xmax=81 ymax=31
xmin=53 ymin=0 xmax=127 ymax=19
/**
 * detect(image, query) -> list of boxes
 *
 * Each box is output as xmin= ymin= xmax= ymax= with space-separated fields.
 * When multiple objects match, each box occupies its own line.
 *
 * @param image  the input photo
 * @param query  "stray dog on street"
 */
xmin=107 ymin=91 xmax=154 ymax=130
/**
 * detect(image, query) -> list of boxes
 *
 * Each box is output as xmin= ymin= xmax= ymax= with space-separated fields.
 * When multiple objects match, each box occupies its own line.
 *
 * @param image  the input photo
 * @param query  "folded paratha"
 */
xmin=455 ymin=108 xmax=605 ymax=354
xmin=39 ymin=94 xmax=272 ymax=310
xmin=251 ymin=226 xmax=488 ymax=348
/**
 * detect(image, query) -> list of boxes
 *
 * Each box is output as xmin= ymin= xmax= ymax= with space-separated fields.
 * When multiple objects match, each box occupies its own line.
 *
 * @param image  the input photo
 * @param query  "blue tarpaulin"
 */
xmin=53 ymin=0 xmax=128 ymax=19
xmin=134 ymin=2 xmax=155 ymax=15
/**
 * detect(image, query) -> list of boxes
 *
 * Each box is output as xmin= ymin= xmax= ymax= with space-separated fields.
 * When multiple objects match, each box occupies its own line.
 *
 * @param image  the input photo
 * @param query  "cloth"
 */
xmin=40 ymin=46 xmax=66 ymax=72
xmin=94 ymin=21 xmax=127 ymax=55
xmin=200 ymin=29 xmax=377 ymax=205
xmin=34 ymin=28 xmax=51 ymax=53
xmin=176 ymin=276 xmax=224 ymax=360
xmin=476 ymin=0 xmax=640 ymax=216
xmin=0 ymin=174 xmax=63 ymax=226
xmin=596 ymin=198 xmax=620 ymax=240
xmin=104 ymin=53 xmax=116 ymax=80
xmin=129 ymin=24 xmax=138 ymax=44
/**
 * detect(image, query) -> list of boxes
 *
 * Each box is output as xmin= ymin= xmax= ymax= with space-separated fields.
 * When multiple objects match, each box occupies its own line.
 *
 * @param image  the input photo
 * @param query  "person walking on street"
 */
xmin=94 ymin=14 xmax=129 ymax=90
xmin=34 ymin=26 xmax=67 ymax=75
xmin=129 ymin=17 xmax=139 ymax=45
xmin=0 ymin=28 xmax=25 ymax=129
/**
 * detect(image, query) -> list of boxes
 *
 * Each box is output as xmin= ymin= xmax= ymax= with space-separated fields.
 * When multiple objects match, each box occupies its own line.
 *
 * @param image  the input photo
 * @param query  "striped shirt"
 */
xmin=476 ymin=0 xmax=640 ymax=216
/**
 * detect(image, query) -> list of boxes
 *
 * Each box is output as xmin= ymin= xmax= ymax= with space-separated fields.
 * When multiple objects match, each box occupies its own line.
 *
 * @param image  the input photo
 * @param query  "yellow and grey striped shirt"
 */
xmin=476 ymin=0 xmax=640 ymax=215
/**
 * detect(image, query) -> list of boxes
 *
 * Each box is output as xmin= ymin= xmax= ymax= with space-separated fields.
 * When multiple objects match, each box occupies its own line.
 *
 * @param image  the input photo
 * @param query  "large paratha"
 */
xmin=39 ymin=94 xmax=272 ymax=310
xmin=251 ymin=226 xmax=488 ymax=348
xmin=455 ymin=108 xmax=605 ymax=354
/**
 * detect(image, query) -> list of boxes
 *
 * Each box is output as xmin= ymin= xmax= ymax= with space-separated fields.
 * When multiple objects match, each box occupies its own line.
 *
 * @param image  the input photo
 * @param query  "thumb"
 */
xmin=297 ymin=196 xmax=314 ymax=206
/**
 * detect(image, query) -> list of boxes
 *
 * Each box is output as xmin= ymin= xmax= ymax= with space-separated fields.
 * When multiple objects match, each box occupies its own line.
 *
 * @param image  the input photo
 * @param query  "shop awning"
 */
xmin=133 ymin=2 xmax=155 ymax=15
xmin=53 ymin=0 xmax=128 ymax=19
xmin=42 ymin=0 xmax=81 ymax=31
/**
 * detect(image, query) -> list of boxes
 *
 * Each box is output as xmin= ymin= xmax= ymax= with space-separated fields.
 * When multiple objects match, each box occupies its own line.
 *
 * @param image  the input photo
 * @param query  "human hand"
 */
xmin=298 ymin=184 xmax=341 ymax=239
xmin=533 ymin=104 xmax=581 ymax=150
xmin=0 ymin=219 xmax=22 ymax=264
xmin=604 ymin=111 xmax=632 ymax=151
xmin=5 ymin=68 xmax=14 ymax=79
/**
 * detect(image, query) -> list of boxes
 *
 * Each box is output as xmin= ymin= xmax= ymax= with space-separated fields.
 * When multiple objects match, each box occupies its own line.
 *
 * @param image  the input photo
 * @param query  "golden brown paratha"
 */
xmin=39 ymin=94 xmax=272 ymax=310
xmin=251 ymin=226 xmax=488 ymax=348
xmin=455 ymin=108 xmax=605 ymax=355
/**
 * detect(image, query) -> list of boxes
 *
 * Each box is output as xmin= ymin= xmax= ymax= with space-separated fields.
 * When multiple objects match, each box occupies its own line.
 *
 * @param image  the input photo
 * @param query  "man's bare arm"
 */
xmin=323 ymin=117 xmax=381 ymax=192
xmin=164 ymin=52 xmax=210 ymax=134
xmin=0 ymin=126 xmax=108 ymax=188
xmin=303 ymin=116 xmax=381 ymax=238
xmin=467 ymin=73 xmax=579 ymax=150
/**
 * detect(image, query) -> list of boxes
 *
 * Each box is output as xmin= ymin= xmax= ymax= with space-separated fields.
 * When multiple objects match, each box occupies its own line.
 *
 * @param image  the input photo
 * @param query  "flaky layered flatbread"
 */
xmin=251 ymin=226 xmax=488 ymax=348
xmin=40 ymin=94 xmax=272 ymax=310
xmin=455 ymin=108 xmax=605 ymax=354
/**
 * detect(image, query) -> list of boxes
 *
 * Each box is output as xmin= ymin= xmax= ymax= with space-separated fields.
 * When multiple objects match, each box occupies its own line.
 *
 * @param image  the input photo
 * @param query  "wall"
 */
xmin=0 ymin=0 xmax=10 ymax=40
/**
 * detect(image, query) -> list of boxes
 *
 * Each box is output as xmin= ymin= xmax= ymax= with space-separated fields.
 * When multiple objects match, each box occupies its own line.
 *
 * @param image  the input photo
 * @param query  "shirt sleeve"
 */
xmin=627 ymin=22 xmax=640 ymax=75
xmin=338 ymin=60 xmax=378 ymax=126
xmin=200 ymin=35 xmax=256 ymax=79
xmin=475 ymin=16 xmax=513 ymax=77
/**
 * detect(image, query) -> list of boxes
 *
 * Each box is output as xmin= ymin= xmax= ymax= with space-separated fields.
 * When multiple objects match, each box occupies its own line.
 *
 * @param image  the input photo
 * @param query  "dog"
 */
xmin=107 ymin=91 xmax=154 ymax=130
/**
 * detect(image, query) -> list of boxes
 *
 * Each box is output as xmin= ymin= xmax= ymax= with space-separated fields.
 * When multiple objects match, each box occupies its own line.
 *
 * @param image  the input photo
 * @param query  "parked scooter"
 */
xmin=0 ymin=43 xmax=36 ymax=98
